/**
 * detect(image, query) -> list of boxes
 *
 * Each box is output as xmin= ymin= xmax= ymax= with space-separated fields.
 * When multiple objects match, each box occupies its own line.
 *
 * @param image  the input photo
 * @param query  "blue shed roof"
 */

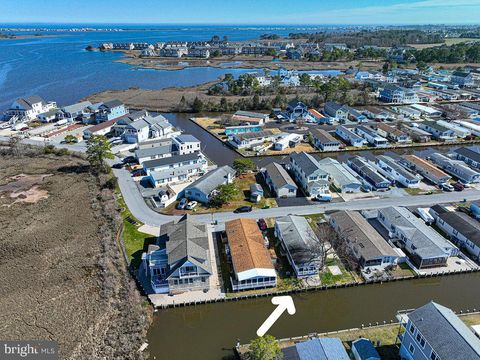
xmin=296 ymin=338 xmax=349 ymax=360
xmin=352 ymin=338 xmax=380 ymax=360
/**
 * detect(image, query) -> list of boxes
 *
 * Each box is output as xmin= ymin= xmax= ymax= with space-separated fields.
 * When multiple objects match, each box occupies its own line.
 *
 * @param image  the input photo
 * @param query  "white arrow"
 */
xmin=257 ymin=296 xmax=296 ymax=337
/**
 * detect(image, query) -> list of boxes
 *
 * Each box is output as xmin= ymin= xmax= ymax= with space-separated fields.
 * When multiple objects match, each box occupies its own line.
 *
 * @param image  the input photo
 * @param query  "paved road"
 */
xmin=6 ymin=134 xmax=480 ymax=227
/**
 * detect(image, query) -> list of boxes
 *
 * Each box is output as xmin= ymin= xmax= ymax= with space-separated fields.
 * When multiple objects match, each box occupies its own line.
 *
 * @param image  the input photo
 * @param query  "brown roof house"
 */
xmin=225 ymin=218 xmax=277 ymax=291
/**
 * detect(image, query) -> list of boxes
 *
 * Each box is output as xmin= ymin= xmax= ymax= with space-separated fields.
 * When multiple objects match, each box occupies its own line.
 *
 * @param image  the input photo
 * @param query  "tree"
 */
xmin=209 ymin=183 xmax=239 ymax=207
xmin=192 ymin=97 xmax=204 ymax=113
xmin=86 ymin=135 xmax=114 ymax=173
xmin=248 ymin=335 xmax=282 ymax=360
xmin=265 ymin=48 xmax=277 ymax=57
xmin=63 ymin=134 xmax=78 ymax=144
xmin=178 ymin=95 xmax=187 ymax=112
xmin=233 ymin=158 xmax=256 ymax=174
xmin=211 ymin=49 xmax=221 ymax=58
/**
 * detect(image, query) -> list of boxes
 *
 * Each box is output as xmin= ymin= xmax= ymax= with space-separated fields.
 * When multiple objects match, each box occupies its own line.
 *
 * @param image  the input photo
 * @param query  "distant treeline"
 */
xmin=411 ymin=42 xmax=480 ymax=63
xmin=287 ymin=29 xmax=444 ymax=48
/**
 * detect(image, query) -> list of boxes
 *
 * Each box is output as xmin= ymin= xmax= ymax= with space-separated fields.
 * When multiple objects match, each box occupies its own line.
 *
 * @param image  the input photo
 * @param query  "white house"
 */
xmin=375 ymin=155 xmax=421 ymax=188
xmin=6 ymin=95 xmax=57 ymax=121
xmin=173 ymin=134 xmax=201 ymax=154
xmin=355 ymin=126 xmax=389 ymax=148
xmin=289 ymin=152 xmax=330 ymax=199
xmin=143 ymin=153 xmax=208 ymax=187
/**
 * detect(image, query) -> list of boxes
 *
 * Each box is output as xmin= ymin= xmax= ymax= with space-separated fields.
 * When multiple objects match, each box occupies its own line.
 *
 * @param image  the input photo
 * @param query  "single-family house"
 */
xmin=184 ymin=165 xmax=236 ymax=204
xmin=355 ymin=126 xmax=389 ymax=147
xmin=324 ymin=101 xmax=349 ymax=122
xmin=95 ymin=99 xmax=127 ymax=123
xmin=429 ymin=152 xmax=480 ymax=184
xmin=282 ymin=338 xmax=349 ymax=360
xmin=306 ymin=108 xmax=327 ymax=124
xmin=224 ymin=124 xmax=263 ymax=138
xmin=329 ymin=211 xmax=398 ymax=269
xmin=275 ymin=215 xmax=323 ymax=278
xmin=376 ymin=123 xmax=411 ymax=143
xmin=172 ymin=134 xmax=201 ymax=155
xmin=347 ymin=156 xmax=391 ymax=191
xmin=351 ymin=338 xmax=381 ymax=360
xmin=309 ymin=128 xmax=341 ymax=151
xmin=60 ymin=101 xmax=93 ymax=122
xmin=37 ymin=109 xmax=58 ymax=123
xmin=263 ymin=162 xmax=298 ymax=198
xmin=123 ymin=115 xmax=173 ymax=144
xmin=142 ymin=215 xmax=212 ymax=295
xmin=436 ymin=120 xmax=471 ymax=139
xmin=401 ymin=125 xmax=432 ymax=143
xmin=6 ymin=95 xmax=56 ymax=121
xmin=399 ymin=302 xmax=480 ymax=360
xmin=135 ymin=140 xmax=174 ymax=164
xmin=336 ymin=126 xmax=366 ymax=147
xmin=430 ymin=207 xmax=480 ymax=261
xmin=418 ymin=121 xmax=456 ymax=141
xmin=451 ymin=71 xmax=475 ymax=87
xmin=454 ymin=146 xmax=480 ymax=170
xmin=289 ymin=152 xmax=329 ymax=198
xmin=225 ymin=218 xmax=276 ymax=291
xmin=375 ymin=155 xmax=421 ymax=188
xmin=379 ymin=84 xmax=418 ymax=104
xmin=399 ymin=155 xmax=451 ymax=185
xmin=318 ymin=158 xmax=362 ymax=193
xmin=230 ymin=130 xmax=274 ymax=149
xmin=231 ymin=110 xmax=270 ymax=125
xmin=111 ymin=110 xmax=150 ymax=137
xmin=377 ymin=206 xmax=458 ymax=269
xmin=143 ymin=153 xmax=208 ymax=187
xmin=286 ymin=100 xmax=309 ymax=122
xmin=273 ymin=133 xmax=301 ymax=151
xmin=82 ymin=117 xmax=120 ymax=139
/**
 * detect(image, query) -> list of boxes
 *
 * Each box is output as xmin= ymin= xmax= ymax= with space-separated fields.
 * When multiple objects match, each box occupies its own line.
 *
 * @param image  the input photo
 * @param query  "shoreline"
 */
xmin=190 ymin=116 xmax=480 ymax=158
xmin=148 ymin=268 xmax=479 ymax=309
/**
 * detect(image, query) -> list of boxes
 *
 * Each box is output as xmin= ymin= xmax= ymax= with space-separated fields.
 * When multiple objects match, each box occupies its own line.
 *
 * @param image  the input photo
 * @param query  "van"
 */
xmin=453 ymin=182 xmax=465 ymax=191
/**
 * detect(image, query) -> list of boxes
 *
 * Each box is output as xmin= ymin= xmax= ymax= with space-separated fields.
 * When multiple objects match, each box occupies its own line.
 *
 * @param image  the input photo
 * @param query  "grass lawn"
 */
xmin=390 ymin=262 xmax=416 ymax=278
xmin=320 ymin=257 xmax=356 ymax=286
xmin=115 ymin=188 xmax=155 ymax=268
xmin=162 ymin=172 xmax=277 ymax=215
xmin=304 ymin=213 xmax=325 ymax=225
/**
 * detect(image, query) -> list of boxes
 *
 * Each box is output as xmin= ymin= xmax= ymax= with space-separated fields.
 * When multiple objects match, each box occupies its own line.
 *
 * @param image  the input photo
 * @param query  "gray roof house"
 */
xmin=377 ymin=206 xmax=458 ymax=269
xmin=143 ymin=215 xmax=212 ymax=295
xmin=454 ymin=146 xmax=480 ymax=170
xmin=282 ymin=337 xmax=349 ymax=360
xmin=263 ymin=162 xmax=298 ymax=198
xmin=429 ymin=152 xmax=480 ymax=184
xmin=184 ymin=165 xmax=236 ymax=204
xmin=289 ymin=152 xmax=329 ymax=198
xmin=329 ymin=211 xmax=398 ymax=270
xmin=309 ymin=128 xmax=342 ymax=151
xmin=431 ymin=208 xmax=480 ymax=261
xmin=399 ymin=302 xmax=480 ymax=360
xmin=275 ymin=215 xmax=323 ymax=278
xmin=318 ymin=158 xmax=362 ymax=193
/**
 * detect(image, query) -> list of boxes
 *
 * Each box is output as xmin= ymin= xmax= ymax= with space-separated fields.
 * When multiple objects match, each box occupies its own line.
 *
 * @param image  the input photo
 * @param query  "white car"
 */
xmin=186 ymin=201 xmax=198 ymax=210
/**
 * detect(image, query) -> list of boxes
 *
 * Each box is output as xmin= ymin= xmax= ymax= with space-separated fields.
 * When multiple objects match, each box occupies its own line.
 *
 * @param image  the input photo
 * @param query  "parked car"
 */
xmin=258 ymin=218 xmax=267 ymax=231
xmin=122 ymin=156 xmax=137 ymax=164
xmin=186 ymin=201 xmax=198 ymax=210
xmin=132 ymin=169 xmax=145 ymax=177
xmin=234 ymin=206 xmax=252 ymax=213
xmin=112 ymin=163 xmax=123 ymax=169
xmin=176 ymin=198 xmax=188 ymax=210
xmin=440 ymin=183 xmax=454 ymax=192
xmin=453 ymin=182 xmax=465 ymax=191
xmin=458 ymin=206 xmax=471 ymax=214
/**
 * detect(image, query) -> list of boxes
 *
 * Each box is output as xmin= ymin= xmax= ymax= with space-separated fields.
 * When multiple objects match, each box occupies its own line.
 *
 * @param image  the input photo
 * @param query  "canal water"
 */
xmin=165 ymin=113 xmax=462 ymax=168
xmin=147 ymin=273 xmax=480 ymax=359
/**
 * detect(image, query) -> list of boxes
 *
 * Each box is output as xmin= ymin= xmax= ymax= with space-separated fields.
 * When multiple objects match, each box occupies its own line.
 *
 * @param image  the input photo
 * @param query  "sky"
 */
xmin=1 ymin=0 xmax=480 ymax=25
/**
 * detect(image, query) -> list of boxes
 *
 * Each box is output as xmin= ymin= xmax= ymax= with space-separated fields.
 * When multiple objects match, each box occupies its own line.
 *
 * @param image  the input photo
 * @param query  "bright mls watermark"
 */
xmin=1 ymin=341 xmax=58 ymax=359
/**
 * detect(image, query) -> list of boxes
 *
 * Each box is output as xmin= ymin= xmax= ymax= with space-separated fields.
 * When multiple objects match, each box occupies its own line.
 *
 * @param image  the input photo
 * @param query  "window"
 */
xmin=416 ymin=333 xmax=425 ymax=348
xmin=409 ymin=324 xmax=415 ymax=334
xmin=409 ymin=344 xmax=415 ymax=354
xmin=430 ymin=351 xmax=439 ymax=360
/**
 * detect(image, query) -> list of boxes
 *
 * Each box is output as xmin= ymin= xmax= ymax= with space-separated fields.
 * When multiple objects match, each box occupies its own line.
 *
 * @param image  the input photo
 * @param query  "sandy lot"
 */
xmin=0 ymin=148 xmax=150 ymax=359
